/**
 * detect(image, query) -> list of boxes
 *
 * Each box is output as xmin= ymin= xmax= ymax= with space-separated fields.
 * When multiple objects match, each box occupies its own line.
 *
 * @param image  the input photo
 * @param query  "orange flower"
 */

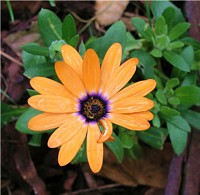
xmin=28 ymin=43 xmax=156 ymax=173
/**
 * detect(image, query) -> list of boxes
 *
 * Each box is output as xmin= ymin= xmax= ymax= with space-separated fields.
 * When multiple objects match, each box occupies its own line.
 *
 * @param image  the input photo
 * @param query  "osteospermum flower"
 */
xmin=28 ymin=43 xmax=156 ymax=173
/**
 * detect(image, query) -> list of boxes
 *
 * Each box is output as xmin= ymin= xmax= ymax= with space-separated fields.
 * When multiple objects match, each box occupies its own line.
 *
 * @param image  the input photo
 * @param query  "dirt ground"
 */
xmin=1 ymin=1 xmax=200 ymax=195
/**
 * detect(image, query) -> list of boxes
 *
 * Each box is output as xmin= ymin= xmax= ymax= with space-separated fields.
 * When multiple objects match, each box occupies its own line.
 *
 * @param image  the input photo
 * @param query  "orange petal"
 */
xmin=83 ymin=49 xmax=100 ymax=93
xmin=112 ymin=79 xmax=156 ymax=102
xmin=61 ymin=44 xmax=83 ymax=77
xmin=28 ymin=95 xmax=77 ymax=113
xmin=97 ymin=118 xmax=113 ymax=143
xmin=87 ymin=123 xmax=103 ymax=173
xmin=55 ymin=62 xmax=86 ymax=98
xmin=99 ymin=43 xmax=122 ymax=92
xmin=102 ymin=58 xmax=139 ymax=99
xmin=128 ymin=111 xmax=154 ymax=121
xmin=58 ymin=125 xmax=87 ymax=166
xmin=28 ymin=113 xmax=69 ymax=131
xmin=111 ymin=97 xmax=154 ymax=113
xmin=109 ymin=113 xmax=150 ymax=130
xmin=48 ymin=114 xmax=85 ymax=148
xmin=30 ymin=77 xmax=74 ymax=99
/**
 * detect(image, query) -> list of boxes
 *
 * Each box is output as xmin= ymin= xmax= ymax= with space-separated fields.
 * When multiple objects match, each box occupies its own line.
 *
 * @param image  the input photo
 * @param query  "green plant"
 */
xmin=2 ymin=1 xmax=200 ymax=163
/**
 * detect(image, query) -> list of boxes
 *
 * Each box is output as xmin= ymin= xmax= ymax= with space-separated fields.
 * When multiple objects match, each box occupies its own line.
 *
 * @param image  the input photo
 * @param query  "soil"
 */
xmin=1 ymin=1 xmax=200 ymax=195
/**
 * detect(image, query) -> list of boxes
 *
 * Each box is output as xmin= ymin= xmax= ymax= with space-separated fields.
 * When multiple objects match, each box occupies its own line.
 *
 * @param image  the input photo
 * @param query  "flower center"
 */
xmin=79 ymin=94 xmax=108 ymax=122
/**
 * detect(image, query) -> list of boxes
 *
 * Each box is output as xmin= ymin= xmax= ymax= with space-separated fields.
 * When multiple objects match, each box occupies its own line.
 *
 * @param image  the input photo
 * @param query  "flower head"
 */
xmin=28 ymin=43 xmax=156 ymax=173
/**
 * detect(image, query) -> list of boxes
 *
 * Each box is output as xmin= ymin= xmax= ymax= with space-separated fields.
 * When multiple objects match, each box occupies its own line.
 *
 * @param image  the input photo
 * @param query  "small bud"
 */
xmin=49 ymin=40 xmax=66 ymax=61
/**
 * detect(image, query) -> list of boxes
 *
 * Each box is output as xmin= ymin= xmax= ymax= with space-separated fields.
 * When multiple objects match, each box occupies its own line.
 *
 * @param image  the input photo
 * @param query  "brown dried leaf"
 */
xmin=95 ymin=144 xmax=173 ymax=188
xmin=1 ymin=123 xmax=47 ymax=194
xmin=1 ymin=41 xmax=29 ymax=102
xmin=64 ymin=171 xmax=77 ymax=191
xmin=95 ymin=0 xmax=129 ymax=26
xmin=3 ymin=21 xmax=40 ymax=57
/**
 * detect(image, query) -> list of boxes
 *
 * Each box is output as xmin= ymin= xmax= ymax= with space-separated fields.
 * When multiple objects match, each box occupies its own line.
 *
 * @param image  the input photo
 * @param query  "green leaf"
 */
xmin=151 ymin=48 xmax=162 ymax=58
xmin=24 ymin=62 xmax=55 ymax=79
xmin=38 ymin=9 xmax=62 ymax=46
xmin=181 ymin=37 xmax=200 ymax=49
xmin=152 ymin=113 xmax=161 ymax=128
xmin=181 ymin=110 xmax=200 ymax=130
xmin=131 ymin=17 xmax=146 ymax=36
xmin=127 ymin=140 xmax=143 ymax=159
xmin=143 ymin=27 xmax=154 ymax=41
xmin=137 ymin=127 xmax=168 ymax=150
xmin=124 ymin=32 xmax=142 ymax=55
xmin=22 ymin=51 xmax=46 ymax=71
xmin=151 ymin=1 xmax=184 ymax=21
xmin=169 ymin=22 xmax=190 ymax=41
xmin=166 ymin=78 xmax=180 ymax=89
xmin=69 ymin=34 xmax=79 ymax=48
xmin=193 ymin=50 xmax=200 ymax=70
xmin=62 ymin=14 xmax=76 ymax=43
xmin=49 ymin=0 xmax=56 ymax=7
xmin=1 ymin=102 xmax=27 ymax=127
xmin=79 ymin=41 xmax=86 ymax=57
xmin=155 ymin=89 xmax=167 ymax=105
xmin=131 ymin=17 xmax=153 ymax=41
xmin=22 ymin=51 xmax=55 ymax=79
xmin=155 ymin=34 xmax=170 ymax=50
xmin=168 ymin=41 xmax=184 ymax=49
xmin=29 ymin=134 xmax=42 ymax=147
xmin=163 ymin=51 xmax=190 ymax=72
xmin=168 ymin=97 xmax=180 ymax=106
xmin=154 ymin=75 xmax=164 ymax=89
xmin=118 ymin=128 xmax=134 ymax=149
xmin=87 ymin=21 xmax=126 ymax=60
xmin=182 ymin=73 xmax=197 ymax=86
xmin=162 ymin=6 xmax=176 ymax=29
xmin=130 ymin=50 xmax=156 ymax=79
xmin=15 ymin=108 xmax=42 ymax=134
xmin=6 ymin=0 xmax=14 ymax=22
xmin=27 ymin=89 xmax=39 ymax=96
xmin=175 ymin=85 xmax=200 ymax=106
xmin=167 ymin=121 xmax=188 ymax=155
xmin=165 ymin=115 xmax=191 ymax=133
xmin=105 ymin=132 xmax=124 ymax=163
xmin=155 ymin=16 xmax=167 ymax=35
xmin=181 ymin=46 xmax=194 ymax=66
xmin=160 ymin=106 xmax=180 ymax=117
xmin=22 ymin=43 xmax=49 ymax=56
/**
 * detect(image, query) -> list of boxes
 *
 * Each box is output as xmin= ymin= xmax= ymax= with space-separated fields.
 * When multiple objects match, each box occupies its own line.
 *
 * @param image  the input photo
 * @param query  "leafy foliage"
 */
xmin=10 ymin=1 xmax=200 ymax=163
xmin=1 ymin=102 xmax=27 ymax=127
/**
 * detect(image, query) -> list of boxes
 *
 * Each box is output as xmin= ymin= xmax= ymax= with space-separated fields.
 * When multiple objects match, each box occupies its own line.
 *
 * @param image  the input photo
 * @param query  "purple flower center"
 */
xmin=78 ymin=93 xmax=108 ymax=122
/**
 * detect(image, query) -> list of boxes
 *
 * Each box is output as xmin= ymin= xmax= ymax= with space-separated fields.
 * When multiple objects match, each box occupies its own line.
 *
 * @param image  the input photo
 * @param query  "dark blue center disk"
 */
xmin=79 ymin=94 xmax=108 ymax=122
xmin=91 ymin=105 xmax=101 ymax=113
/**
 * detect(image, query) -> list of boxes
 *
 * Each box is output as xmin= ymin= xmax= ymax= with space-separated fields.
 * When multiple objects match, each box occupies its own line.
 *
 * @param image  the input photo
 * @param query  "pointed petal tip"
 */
xmin=58 ymin=160 xmax=66 ymax=167
xmin=58 ymin=152 xmax=68 ymax=166
xmin=30 ymin=76 xmax=40 ymax=87
xmin=111 ymin=42 xmax=122 ymax=49
xmin=131 ymin=57 xmax=139 ymax=66
xmin=91 ymin=169 xmax=101 ymax=174
xmin=90 ymin=163 xmax=102 ymax=173
xmin=150 ymin=79 xmax=157 ymax=90
xmin=47 ymin=138 xmax=60 ymax=148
